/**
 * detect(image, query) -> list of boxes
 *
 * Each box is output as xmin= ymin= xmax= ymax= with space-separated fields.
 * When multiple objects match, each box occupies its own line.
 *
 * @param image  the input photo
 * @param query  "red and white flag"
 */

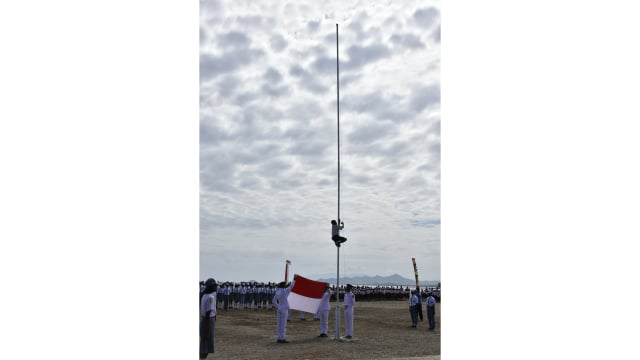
xmin=288 ymin=274 xmax=327 ymax=314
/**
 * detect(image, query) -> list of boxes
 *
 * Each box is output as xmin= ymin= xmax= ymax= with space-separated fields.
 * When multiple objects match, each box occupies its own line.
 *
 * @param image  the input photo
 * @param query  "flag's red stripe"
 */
xmin=291 ymin=275 xmax=326 ymax=298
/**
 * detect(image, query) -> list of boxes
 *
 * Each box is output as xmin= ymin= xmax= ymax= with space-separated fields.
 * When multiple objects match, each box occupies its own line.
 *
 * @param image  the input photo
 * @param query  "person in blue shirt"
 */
xmin=426 ymin=292 xmax=437 ymax=330
xmin=409 ymin=290 xmax=419 ymax=328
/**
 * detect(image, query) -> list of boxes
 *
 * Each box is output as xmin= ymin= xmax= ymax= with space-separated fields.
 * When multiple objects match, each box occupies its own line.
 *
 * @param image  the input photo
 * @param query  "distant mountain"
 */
xmin=313 ymin=273 xmax=439 ymax=286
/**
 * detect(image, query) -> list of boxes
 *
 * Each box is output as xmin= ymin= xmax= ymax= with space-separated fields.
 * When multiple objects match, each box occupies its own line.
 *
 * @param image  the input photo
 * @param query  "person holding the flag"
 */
xmin=317 ymin=283 xmax=332 ymax=338
xmin=344 ymin=284 xmax=356 ymax=339
xmin=272 ymin=275 xmax=297 ymax=343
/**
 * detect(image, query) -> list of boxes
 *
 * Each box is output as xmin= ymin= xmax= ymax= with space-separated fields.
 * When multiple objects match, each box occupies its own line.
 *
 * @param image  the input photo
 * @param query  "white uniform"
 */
xmin=201 ymin=292 xmax=217 ymax=317
xmin=272 ymin=280 xmax=295 ymax=341
xmin=343 ymin=289 xmax=355 ymax=337
xmin=318 ymin=289 xmax=332 ymax=335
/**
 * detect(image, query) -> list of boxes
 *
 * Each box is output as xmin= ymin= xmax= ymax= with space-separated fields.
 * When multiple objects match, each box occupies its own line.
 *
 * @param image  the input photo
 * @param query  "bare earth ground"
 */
xmin=207 ymin=301 xmax=440 ymax=360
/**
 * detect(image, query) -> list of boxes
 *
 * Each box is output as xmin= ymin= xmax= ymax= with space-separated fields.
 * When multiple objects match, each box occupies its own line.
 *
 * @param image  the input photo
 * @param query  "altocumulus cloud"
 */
xmin=200 ymin=0 xmax=441 ymax=283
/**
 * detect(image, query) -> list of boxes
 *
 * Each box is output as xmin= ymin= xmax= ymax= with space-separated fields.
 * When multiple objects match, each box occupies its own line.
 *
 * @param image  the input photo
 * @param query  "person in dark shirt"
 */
xmin=331 ymin=219 xmax=347 ymax=247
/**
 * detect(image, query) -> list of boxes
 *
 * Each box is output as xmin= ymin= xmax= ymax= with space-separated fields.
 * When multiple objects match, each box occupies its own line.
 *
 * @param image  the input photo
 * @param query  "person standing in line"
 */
xmin=200 ymin=278 xmax=217 ymax=359
xmin=238 ymin=283 xmax=245 ymax=310
xmin=331 ymin=219 xmax=347 ymax=247
xmin=409 ymin=290 xmax=419 ymax=328
xmin=426 ymin=292 xmax=437 ymax=330
xmin=199 ymin=281 xmax=205 ymax=307
xmin=258 ymin=284 xmax=266 ymax=310
xmin=232 ymin=284 xmax=239 ymax=309
xmin=272 ymin=275 xmax=297 ymax=343
xmin=343 ymin=284 xmax=355 ymax=339
xmin=216 ymin=283 xmax=223 ymax=310
xmin=317 ymin=283 xmax=332 ymax=337
xmin=416 ymin=286 xmax=424 ymax=321
xmin=252 ymin=285 xmax=260 ymax=310
xmin=267 ymin=285 xmax=275 ymax=311
xmin=222 ymin=283 xmax=230 ymax=311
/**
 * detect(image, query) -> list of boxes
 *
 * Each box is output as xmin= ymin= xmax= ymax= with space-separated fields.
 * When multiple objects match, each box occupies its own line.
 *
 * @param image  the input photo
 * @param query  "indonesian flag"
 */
xmin=288 ymin=274 xmax=327 ymax=314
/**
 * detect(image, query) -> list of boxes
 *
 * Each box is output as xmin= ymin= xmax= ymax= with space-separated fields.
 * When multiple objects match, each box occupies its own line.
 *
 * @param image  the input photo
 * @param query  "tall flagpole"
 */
xmin=334 ymin=23 xmax=341 ymax=340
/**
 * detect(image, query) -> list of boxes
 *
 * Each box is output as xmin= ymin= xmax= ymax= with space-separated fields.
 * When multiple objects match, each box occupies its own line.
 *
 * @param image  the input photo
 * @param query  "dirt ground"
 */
xmin=206 ymin=301 xmax=440 ymax=360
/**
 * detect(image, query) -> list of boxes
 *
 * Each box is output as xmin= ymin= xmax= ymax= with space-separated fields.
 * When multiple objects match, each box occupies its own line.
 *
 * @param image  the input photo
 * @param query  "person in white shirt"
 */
xmin=200 ymin=278 xmax=217 ymax=359
xmin=409 ymin=290 xmax=419 ymax=328
xmin=222 ymin=284 xmax=230 ymax=311
xmin=317 ymin=284 xmax=332 ymax=337
xmin=343 ymin=284 xmax=355 ymax=339
xmin=426 ymin=292 xmax=437 ymax=330
xmin=272 ymin=275 xmax=297 ymax=343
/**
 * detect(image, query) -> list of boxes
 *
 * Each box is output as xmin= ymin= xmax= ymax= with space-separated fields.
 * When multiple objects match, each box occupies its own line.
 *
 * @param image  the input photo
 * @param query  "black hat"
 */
xmin=346 ymin=284 xmax=353 ymax=290
xmin=203 ymin=278 xmax=217 ymax=294
xmin=278 ymin=281 xmax=287 ymax=288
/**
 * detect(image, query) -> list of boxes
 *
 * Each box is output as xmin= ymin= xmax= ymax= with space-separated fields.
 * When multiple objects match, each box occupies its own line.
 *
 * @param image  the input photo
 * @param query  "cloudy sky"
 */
xmin=200 ymin=0 xmax=440 ymax=283
xmin=6 ymin=1 xmax=640 ymax=357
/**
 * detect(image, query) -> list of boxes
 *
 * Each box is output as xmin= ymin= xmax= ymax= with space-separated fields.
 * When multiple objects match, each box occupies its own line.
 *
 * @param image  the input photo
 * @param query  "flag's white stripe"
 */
xmin=288 ymin=292 xmax=322 ymax=314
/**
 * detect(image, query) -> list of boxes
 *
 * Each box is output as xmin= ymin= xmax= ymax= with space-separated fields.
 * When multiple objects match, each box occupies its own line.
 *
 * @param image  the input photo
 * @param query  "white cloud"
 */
xmin=200 ymin=0 xmax=440 ymax=283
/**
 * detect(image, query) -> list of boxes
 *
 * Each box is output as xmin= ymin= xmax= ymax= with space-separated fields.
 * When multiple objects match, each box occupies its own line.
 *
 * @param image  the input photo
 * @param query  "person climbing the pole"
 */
xmin=331 ymin=219 xmax=347 ymax=247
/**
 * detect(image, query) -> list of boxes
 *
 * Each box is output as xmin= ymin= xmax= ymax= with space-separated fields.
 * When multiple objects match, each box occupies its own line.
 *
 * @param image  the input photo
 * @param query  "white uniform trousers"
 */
xmin=276 ymin=307 xmax=288 ymax=340
xmin=344 ymin=305 xmax=354 ymax=336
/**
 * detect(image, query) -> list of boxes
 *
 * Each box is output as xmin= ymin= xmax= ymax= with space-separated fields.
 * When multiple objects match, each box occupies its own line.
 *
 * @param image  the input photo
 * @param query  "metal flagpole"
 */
xmin=334 ymin=23 xmax=341 ymax=340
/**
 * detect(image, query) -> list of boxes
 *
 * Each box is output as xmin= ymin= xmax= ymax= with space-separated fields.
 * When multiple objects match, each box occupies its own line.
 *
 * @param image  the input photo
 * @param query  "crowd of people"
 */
xmin=198 ymin=277 xmax=441 ymax=358
xmin=200 ymin=281 xmax=440 ymax=311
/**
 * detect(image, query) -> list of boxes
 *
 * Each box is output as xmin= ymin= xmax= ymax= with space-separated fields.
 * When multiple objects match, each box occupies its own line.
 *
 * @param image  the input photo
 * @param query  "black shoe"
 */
xmin=300 ymin=318 xmax=306 ymax=321
xmin=345 ymin=335 xmax=352 ymax=339
xmin=340 ymin=238 xmax=347 ymax=243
